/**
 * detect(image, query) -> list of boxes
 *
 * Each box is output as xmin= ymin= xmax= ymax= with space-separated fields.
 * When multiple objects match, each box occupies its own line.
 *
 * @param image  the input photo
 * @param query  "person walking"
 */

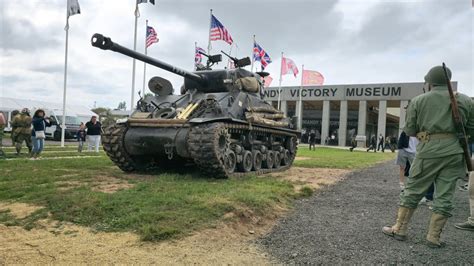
xmin=30 ymin=109 xmax=51 ymax=159
xmin=382 ymin=65 xmax=474 ymax=248
xmin=389 ymin=135 xmax=397 ymax=152
xmin=367 ymin=135 xmax=377 ymax=152
xmin=454 ymin=171 xmax=474 ymax=231
xmin=0 ymin=112 xmax=6 ymax=158
xmin=396 ymin=131 xmax=418 ymax=191
xmin=377 ymin=134 xmax=384 ymax=152
xmin=77 ymin=122 xmax=86 ymax=152
xmin=309 ymin=130 xmax=316 ymax=151
xmin=85 ymin=116 xmax=102 ymax=152
xmin=11 ymin=108 xmax=33 ymax=155
xmin=349 ymin=136 xmax=357 ymax=152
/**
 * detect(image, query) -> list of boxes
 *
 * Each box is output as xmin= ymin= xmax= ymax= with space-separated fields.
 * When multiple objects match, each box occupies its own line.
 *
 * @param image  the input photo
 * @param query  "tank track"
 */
xmin=101 ymin=123 xmax=138 ymax=172
xmin=188 ymin=122 xmax=298 ymax=178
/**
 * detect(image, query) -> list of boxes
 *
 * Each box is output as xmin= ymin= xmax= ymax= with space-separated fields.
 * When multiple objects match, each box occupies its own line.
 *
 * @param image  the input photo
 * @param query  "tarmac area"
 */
xmin=259 ymin=161 xmax=474 ymax=264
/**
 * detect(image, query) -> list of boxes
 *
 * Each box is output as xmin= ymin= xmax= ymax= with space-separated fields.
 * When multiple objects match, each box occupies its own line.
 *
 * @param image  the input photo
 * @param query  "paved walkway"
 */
xmin=260 ymin=161 xmax=473 ymax=264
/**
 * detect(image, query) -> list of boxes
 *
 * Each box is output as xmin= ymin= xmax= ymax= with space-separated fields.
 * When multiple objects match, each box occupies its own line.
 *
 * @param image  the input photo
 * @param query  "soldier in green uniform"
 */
xmin=10 ymin=109 xmax=19 ymax=146
xmin=382 ymin=65 xmax=474 ymax=248
xmin=0 ymin=112 xmax=6 ymax=158
xmin=11 ymin=108 xmax=33 ymax=155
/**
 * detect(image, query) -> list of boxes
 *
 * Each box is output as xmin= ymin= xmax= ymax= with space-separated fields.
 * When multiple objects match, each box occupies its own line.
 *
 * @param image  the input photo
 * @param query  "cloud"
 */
xmin=0 ymin=0 xmax=472 ymax=110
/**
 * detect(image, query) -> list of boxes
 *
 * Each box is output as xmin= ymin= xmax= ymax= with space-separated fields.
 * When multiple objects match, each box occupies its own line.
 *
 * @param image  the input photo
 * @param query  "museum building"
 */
xmin=263 ymin=82 xmax=457 ymax=147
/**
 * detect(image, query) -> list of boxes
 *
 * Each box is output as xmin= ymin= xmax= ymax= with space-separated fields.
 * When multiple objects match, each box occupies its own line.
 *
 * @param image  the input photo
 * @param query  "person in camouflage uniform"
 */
xmin=11 ymin=108 xmax=33 ymax=155
xmin=10 ymin=110 xmax=19 ymax=146
xmin=0 ymin=112 xmax=6 ymax=157
xmin=382 ymin=65 xmax=474 ymax=248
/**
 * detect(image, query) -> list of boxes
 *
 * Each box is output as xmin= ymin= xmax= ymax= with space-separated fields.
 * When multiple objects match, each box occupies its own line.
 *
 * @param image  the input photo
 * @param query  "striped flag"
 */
xmin=253 ymin=42 xmax=272 ymax=70
xmin=146 ymin=26 xmax=158 ymax=48
xmin=195 ymin=46 xmax=206 ymax=66
xmin=281 ymin=56 xmax=299 ymax=78
xmin=210 ymin=15 xmax=233 ymax=45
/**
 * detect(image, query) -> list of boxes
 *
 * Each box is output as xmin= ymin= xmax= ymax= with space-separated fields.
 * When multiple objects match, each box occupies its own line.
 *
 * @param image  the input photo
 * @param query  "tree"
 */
xmin=91 ymin=107 xmax=116 ymax=127
xmin=117 ymin=101 xmax=127 ymax=111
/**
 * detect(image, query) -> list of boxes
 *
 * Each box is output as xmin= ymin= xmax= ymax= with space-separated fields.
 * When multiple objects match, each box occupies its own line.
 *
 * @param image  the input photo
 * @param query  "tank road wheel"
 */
xmin=281 ymin=149 xmax=290 ymax=166
xmin=273 ymin=151 xmax=282 ymax=168
xmin=224 ymin=150 xmax=237 ymax=174
xmin=263 ymin=151 xmax=274 ymax=169
xmin=238 ymin=150 xmax=253 ymax=172
xmin=252 ymin=150 xmax=263 ymax=171
xmin=101 ymin=123 xmax=137 ymax=172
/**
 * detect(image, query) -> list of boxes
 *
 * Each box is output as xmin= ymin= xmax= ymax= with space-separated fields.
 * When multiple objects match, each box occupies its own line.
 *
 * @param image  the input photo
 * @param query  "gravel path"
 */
xmin=259 ymin=161 xmax=474 ymax=264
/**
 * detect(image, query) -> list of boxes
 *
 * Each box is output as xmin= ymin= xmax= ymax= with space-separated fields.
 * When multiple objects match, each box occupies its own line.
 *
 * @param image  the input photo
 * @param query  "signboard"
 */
xmin=263 ymin=82 xmax=457 ymax=101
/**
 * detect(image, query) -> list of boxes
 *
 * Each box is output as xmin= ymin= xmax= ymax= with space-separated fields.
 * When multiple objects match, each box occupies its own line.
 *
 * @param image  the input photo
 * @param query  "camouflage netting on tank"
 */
xmin=245 ymin=112 xmax=289 ymax=127
xmin=235 ymin=77 xmax=259 ymax=93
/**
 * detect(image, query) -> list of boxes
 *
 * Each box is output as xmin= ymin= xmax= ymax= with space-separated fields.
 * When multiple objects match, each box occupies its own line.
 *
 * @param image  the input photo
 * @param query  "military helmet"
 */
xmin=424 ymin=65 xmax=451 ymax=86
xmin=21 ymin=108 xmax=30 ymax=114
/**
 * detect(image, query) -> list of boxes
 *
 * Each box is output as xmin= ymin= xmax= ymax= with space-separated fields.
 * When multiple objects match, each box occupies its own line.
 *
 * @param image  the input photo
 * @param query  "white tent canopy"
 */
xmin=0 ymin=97 xmax=97 ymax=123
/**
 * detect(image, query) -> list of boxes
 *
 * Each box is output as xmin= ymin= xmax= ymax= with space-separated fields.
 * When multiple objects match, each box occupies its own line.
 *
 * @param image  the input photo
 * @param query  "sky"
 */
xmin=0 ymin=0 xmax=473 ymax=109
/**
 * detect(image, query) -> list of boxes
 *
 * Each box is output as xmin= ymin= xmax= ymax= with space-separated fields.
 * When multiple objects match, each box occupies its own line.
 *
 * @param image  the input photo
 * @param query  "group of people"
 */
xmin=382 ymin=65 xmax=474 ymax=248
xmin=366 ymin=134 xmax=397 ymax=153
xmin=3 ymin=108 xmax=50 ymax=159
xmin=0 ymin=109 xmax=102 ymax=159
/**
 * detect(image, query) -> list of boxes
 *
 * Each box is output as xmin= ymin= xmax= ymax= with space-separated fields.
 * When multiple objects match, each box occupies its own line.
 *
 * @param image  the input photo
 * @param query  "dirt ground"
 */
xmin=0 ymin=163 xmax=348 ymax=264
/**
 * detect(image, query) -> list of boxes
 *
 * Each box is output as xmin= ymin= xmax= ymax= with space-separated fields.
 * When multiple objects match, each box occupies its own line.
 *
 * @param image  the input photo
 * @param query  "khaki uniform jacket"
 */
xmin=404 ymin=85 xmax=474 ymax=159
xmin=11 ymin=114 xmax=32 ymax=135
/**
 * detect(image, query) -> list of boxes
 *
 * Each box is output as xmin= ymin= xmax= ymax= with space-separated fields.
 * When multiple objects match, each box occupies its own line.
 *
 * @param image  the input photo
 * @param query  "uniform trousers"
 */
xmin=400 ymin=154 xmax=464 ymax=217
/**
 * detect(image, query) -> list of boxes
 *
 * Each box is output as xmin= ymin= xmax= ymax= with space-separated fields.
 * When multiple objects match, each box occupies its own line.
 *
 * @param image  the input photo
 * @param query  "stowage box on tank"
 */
xmin=91 ymin=33 xmax=300 ymax=178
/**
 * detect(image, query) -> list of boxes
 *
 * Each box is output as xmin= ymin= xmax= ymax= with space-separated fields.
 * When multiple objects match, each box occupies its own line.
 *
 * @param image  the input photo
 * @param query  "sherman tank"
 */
xmin=91 ymin=33 xmax=300 ymax=178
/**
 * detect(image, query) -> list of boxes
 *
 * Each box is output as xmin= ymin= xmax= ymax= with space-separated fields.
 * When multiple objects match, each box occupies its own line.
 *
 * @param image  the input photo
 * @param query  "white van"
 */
xmin=42 ymin=109 xmax=82 ymax=140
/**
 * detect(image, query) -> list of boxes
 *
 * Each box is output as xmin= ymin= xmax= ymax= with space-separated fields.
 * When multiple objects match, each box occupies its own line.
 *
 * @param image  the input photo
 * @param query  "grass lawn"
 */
xmin=0 ymin=145 xmax=395 ymax=241
xmin=295 ymin=147 xmax=396 ymax=169
xmin=0 ymin=154 xmax=299 ymax=241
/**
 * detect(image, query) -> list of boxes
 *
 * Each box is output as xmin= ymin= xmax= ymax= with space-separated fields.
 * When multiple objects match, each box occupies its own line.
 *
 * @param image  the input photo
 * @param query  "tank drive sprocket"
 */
xmin=101 ymin=124 xmax=138 ymax=172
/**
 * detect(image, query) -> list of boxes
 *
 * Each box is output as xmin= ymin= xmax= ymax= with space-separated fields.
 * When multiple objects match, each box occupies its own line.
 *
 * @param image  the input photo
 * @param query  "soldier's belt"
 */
xmin=416 ymin=132 xmax=456 ymax=143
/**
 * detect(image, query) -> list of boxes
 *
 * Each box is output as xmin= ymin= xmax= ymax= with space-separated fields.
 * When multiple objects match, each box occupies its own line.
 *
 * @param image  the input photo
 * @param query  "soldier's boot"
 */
xmin=382 ymin=206 xmax=416 ymax=241
xmin=426 ymin=213 xmax=448 ymax=248
xmin=15 ymin=143 xmax=21 ymax=155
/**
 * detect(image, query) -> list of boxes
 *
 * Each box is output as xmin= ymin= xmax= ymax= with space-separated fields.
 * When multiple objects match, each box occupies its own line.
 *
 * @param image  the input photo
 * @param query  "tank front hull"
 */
xmin=123 ymin=126 xmax=191 ymax=159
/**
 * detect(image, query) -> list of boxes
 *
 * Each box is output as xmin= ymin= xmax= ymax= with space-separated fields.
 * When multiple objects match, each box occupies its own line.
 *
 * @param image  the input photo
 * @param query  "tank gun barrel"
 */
xmin=91 ymin=33 xmax=204 ymax=84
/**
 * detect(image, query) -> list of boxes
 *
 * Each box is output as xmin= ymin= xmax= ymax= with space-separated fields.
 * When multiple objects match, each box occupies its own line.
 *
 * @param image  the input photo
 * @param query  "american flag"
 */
xmin=195 ymin=46 xmax=206 ymax=65
xmin=210 ymin=15 xmax=233 ymax=45
xmin=253 ymin=42 xmax=272 ymax=70
xmin=146 ymin=26 xmax=158 ymax=48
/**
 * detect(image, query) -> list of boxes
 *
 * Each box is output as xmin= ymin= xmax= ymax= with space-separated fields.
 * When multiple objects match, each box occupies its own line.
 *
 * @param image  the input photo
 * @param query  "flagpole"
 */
xmin=207 ymin=9 xmax=213 ymax=55
xmin=142 ymin=19 xmax=148 ymax=97
xmin=61 ymin=11 xmax=70 ymax=148
xmin=250 ymin=34 xmax=255 ymax=71
xmin=277 ymin=52 xmax=283 ymax=110
xmin=298 ymin=64 xmax=304 ymax=130
xmin=131 ymin=0 xmax=139 ymax=110
xmin=194 ymin=41 xmax=197 ymax=70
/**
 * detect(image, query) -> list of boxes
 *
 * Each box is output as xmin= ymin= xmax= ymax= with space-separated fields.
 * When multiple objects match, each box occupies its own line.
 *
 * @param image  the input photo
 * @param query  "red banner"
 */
xmin=263 ymin=75 xmax=273 ymax=87
xmin=302 ymin=70 xmax=324 ymax=85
